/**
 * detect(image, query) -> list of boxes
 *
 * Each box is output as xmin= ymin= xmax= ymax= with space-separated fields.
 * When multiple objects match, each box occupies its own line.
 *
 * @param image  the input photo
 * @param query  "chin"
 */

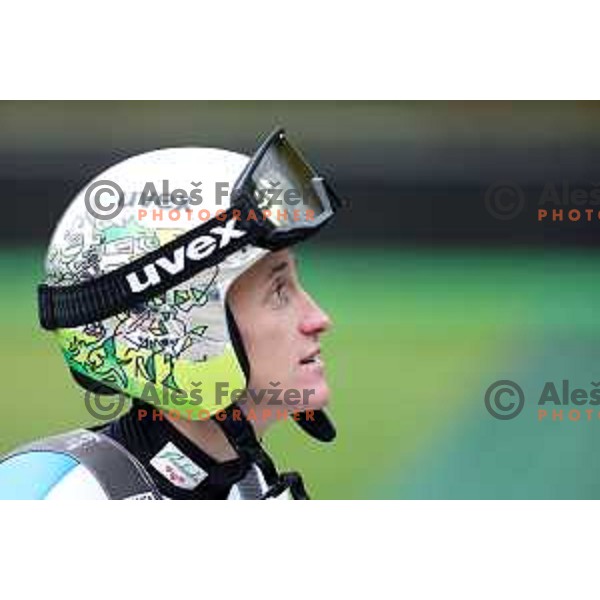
xmin=304 ymin=380 xmax=330 ymax=411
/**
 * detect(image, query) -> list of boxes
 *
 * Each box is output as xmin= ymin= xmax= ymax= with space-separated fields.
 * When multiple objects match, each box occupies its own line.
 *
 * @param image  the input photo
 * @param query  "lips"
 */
xmin=300 ymin=348 xmax=321 ymax=365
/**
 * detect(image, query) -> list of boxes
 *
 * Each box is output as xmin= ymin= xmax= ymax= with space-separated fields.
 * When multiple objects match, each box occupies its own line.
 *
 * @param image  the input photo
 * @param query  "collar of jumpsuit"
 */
xmin=95 ymin=400 xmax=307 ymax=499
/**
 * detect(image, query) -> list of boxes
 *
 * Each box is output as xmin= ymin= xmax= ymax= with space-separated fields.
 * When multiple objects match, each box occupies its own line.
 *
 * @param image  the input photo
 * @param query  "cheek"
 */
xmin=258 ymin=336 xmax=296 ymax=381
xmin=242 ymin=322 xmax=295 ymax=384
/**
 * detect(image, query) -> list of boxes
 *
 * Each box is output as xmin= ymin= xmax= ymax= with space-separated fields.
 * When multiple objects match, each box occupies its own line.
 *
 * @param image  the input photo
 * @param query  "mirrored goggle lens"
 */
xmin=250 ymin=136 xmax=331 ymax=228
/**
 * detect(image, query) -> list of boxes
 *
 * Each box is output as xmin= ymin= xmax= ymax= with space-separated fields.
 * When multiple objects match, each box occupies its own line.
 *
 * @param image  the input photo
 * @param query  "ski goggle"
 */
xmin=38 ymin=128 xmax=343 ymax=330
xmin=233 ymin=127 xmax=340 ymax=245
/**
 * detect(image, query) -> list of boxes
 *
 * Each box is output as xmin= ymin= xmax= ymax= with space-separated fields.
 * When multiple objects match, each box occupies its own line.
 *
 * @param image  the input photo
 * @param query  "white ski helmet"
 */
xmin=38 ymin=129 xmax=341 ymax=427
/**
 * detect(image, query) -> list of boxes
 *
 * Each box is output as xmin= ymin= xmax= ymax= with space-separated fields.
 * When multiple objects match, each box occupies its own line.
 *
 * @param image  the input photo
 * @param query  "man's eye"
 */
xmin=272 ymin=281 xmax=289 ymax=306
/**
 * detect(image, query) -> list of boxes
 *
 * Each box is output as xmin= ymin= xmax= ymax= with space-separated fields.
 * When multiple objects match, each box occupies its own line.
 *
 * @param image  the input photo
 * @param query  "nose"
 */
xmin=298 ymin=291 xmax=332 ymax=336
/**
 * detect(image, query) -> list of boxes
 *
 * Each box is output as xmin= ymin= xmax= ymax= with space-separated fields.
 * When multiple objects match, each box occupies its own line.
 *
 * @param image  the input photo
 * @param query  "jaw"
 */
xmin=295 ymin=369 xmax=330 ymax=410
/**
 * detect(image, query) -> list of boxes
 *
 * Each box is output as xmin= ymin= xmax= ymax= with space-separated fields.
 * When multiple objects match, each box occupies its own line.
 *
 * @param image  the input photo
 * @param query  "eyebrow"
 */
xmin=267 ymin=261 xmax=289 ymax=281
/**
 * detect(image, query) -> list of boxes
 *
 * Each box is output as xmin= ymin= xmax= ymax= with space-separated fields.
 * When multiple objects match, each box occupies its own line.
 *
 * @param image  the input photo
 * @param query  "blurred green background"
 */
xmin=2 ymin=101 xmax=600 ymax=498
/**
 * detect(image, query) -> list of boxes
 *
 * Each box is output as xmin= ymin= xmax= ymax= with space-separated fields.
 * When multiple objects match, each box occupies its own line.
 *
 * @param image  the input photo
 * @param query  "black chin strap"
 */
xmin=216 ymin=404 xmax=279 ymax=484
xmin=216 ymin=404 xmax=310 ymax=500
xmin=295 ymin=409 xmax=337 ymax=442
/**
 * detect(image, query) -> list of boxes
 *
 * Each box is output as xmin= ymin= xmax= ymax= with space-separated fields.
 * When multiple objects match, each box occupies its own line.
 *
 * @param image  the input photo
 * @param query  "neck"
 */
xmin=239 ymin=402 xmax=271 ymax=438
xmin=164 ymin=393 xmax=279 ymax=460
xmin=165 ymin=415 xmax=239 ymax=463
xmin=237 ymin=386 xmax=284 ymax=437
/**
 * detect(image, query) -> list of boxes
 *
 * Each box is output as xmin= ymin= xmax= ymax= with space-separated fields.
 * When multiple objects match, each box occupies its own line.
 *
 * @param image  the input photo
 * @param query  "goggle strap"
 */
xmin=39 ymin=206 xmax=252 ymax=330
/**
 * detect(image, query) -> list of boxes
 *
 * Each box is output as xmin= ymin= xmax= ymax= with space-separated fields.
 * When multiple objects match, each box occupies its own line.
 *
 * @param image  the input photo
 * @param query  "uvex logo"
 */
xmin=126 ymin=217 xmax=246 ymax=293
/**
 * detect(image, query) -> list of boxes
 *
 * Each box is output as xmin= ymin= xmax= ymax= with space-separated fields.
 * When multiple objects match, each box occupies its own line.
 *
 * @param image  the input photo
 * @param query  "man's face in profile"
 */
xmin=228 ymin=249 xmax=332 ymax=412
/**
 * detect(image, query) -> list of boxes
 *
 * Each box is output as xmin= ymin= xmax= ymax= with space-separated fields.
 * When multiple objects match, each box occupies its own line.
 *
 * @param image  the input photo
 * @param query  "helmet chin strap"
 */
xmin=295 ymin=409 xmax=336 ymax=442
xmin=216 ymin=403 xmax=310 ymax=499
xmin=224 ymin=302 xmax=336 ymax=443
xmin=216 ymin=403 xmax=279 ymax=481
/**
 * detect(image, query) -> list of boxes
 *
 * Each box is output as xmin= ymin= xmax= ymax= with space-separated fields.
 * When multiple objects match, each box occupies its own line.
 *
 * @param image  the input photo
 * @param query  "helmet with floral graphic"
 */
xmin=38 ymin=129 xmax=341 ymax=439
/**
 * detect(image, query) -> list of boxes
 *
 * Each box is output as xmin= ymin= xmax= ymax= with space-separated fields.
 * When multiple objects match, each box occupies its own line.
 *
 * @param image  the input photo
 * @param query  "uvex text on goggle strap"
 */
xmin=38 ymin=128 xmax=342 ymax=330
